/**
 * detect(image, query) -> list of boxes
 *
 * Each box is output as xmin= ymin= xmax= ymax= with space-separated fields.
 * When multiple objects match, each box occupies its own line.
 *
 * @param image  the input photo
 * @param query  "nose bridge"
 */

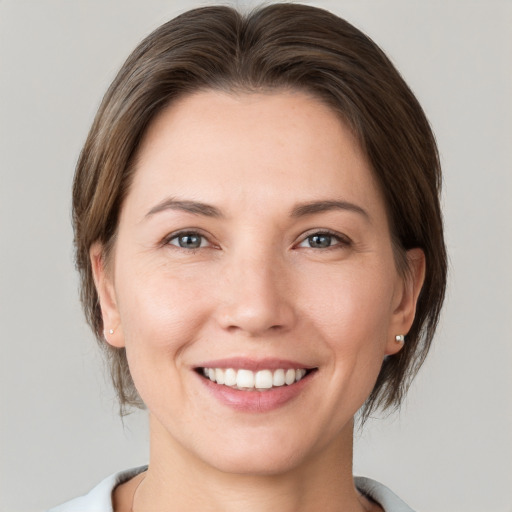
xmin=217 ymin=242 xmax=295 ymax=335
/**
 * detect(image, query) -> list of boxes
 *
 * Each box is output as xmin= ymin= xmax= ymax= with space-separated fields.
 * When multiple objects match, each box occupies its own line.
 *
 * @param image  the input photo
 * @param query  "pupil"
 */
xmin=310 ymin=234 xmax=331 ymax=248
xmin=179 ymin=234 xmax=201 ymax=248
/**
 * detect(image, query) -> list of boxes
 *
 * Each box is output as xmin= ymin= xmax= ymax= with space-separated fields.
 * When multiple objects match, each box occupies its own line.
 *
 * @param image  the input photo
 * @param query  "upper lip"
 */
xmin=194 ymin=357 xmax=316 ymax=371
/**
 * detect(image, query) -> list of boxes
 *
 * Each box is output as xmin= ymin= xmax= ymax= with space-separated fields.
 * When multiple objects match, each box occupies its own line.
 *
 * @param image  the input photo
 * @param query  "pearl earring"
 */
xmin=395 ymin=334 xmax=405 ymax=343
xmin=109 ymin=329 xmax=114 ymax=335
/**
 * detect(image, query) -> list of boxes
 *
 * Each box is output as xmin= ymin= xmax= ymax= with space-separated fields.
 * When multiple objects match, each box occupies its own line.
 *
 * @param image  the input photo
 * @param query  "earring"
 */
xmin=395 ymin=334 xmax=405 ymax=343
xmin=109 ymin=329 xmax=114 ymax=335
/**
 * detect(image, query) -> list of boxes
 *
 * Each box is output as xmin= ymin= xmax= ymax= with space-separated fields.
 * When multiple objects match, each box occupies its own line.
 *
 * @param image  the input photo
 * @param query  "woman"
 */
xmin=50 ymin=3 xmax=446 ymax=511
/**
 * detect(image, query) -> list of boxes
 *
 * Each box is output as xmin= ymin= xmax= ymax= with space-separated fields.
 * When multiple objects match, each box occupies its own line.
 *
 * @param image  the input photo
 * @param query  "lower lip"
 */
xmin=197 ymin=372 xmax=315 ymax=413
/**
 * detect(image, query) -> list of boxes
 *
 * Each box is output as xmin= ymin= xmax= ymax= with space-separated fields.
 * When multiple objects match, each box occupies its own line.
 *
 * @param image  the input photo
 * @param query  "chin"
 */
xmin=191 ymin=426 xmax=325 ymax=477
xmin=204 ymin=447 xmax=306 ymax=477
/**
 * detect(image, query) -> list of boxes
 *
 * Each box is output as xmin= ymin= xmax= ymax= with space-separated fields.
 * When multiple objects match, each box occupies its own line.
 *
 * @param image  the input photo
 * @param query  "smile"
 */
xmin=200 ymin=367 xmax=312 ymax=390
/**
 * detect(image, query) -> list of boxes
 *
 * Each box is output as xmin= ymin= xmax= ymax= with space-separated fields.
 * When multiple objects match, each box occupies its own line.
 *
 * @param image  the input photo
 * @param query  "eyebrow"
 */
xmin=145 ymin=198 xmax=223 ymax=218
xmin=145 ymin=197 xmax=369 ymax=221
xmin=290 ymin=200 xmax=369 ymax=220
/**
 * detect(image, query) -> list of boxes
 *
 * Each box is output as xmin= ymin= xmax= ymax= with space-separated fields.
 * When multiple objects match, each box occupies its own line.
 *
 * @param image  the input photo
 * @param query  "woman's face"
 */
xmin=92 ymin=90 xmax=422 ymax=475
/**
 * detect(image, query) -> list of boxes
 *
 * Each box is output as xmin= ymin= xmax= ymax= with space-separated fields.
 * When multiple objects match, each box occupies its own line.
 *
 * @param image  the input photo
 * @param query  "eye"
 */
xmin=167 ymin=232 xmax=209 ymax=249
xmin=297 ymin=231 xmax=349 ymax=249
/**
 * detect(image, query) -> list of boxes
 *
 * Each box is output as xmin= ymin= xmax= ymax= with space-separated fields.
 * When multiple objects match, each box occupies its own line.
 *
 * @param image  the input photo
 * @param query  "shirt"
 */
xmin=48 ymin=466 xmax=415 ymax=512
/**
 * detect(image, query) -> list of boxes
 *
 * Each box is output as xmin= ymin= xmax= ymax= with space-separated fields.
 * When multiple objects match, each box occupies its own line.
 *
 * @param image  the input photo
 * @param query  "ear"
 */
xmin=89 ymin=242 xmax=125 ymax=348
xmin=385 ymin=248 xmax=426 ymax=356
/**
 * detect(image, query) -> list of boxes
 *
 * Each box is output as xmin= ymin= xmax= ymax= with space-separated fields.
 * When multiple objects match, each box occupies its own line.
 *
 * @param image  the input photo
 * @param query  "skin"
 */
xmin=91 ymin=90 xmax=425 ymax=512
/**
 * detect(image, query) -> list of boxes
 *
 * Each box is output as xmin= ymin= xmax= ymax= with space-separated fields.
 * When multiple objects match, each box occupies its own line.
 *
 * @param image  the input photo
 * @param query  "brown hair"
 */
xmin=73 ymin=3 xmax=447 ymax=418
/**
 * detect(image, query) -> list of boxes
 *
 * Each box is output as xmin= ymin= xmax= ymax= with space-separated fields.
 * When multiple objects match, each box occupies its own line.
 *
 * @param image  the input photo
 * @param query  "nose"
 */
xmin=215 ymin=249 xmax=297 ymax=337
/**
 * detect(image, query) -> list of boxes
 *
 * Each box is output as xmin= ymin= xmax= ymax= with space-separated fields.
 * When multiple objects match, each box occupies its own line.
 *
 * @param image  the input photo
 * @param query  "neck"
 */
xmin=131 ymin=414 xmax=371 ymax=512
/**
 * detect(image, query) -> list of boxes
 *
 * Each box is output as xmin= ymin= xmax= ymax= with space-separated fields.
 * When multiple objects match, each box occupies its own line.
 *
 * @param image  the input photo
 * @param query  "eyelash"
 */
xmin=164 ymin=230 xmax=213 ymax=252
xmin=297 ymin=230 xmax=352 ymax=250
xmin=163 ymin=229 xmax=352 ymax=252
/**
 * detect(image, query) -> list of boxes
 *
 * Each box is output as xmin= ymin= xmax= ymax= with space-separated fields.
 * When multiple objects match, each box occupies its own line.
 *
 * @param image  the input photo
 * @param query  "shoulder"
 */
xmin=355 ymin=476 xmax=415 ymax=512
xmin=47 ymin=466 xmax=147 ymax=512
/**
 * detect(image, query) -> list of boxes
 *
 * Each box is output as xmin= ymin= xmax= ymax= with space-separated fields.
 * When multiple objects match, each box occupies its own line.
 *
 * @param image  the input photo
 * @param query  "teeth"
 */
xmin=285 ymin=369 xmax=296 ymax=385
xmin=272 ymin=369 xmax=285 ymax=387
xmin=224 ymin=368 xmax=237 ymax=386
xmin=236 ymin=369 xmax=254 ymax=389
xmin=201 ymin=367 xmax=310 ymax=390
xmin=255 ymin=370 xmax=273 ymax=389
xmin=215 ymin=368 xmax=225 ymax=385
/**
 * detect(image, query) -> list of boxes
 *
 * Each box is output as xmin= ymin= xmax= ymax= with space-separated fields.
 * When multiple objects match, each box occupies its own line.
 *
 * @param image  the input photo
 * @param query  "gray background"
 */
xmin=1 ymin=1 xmax=511 ymax=511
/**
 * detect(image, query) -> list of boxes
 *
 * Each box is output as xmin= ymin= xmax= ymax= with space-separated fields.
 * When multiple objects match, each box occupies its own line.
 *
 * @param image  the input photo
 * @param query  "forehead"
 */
xmin=127 ymin=89 xmax=385 ymax=219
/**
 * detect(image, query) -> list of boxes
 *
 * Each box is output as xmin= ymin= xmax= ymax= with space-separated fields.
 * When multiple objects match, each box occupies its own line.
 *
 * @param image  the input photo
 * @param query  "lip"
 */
xmin=193 ymin=358 xmax=317 ymax=413
xmin=194 ymin=357 xmax=315 ymax=372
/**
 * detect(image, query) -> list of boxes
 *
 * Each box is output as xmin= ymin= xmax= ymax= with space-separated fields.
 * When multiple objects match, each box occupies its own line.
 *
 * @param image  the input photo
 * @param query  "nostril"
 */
xmin=214 ymin=278 xmax=296 ymax=335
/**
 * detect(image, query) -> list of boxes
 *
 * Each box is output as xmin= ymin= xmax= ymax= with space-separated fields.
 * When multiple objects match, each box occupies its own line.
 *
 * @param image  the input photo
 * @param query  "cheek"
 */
xmin=302 ymin=262 xmax=396 ymax=390
xmin=303 ymin=261 xmax=396 ymax=340
xmin=115 ymin=260 xmax=213 ymax=359
xmin=113 ymin=262 xmax=216 ymax=411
